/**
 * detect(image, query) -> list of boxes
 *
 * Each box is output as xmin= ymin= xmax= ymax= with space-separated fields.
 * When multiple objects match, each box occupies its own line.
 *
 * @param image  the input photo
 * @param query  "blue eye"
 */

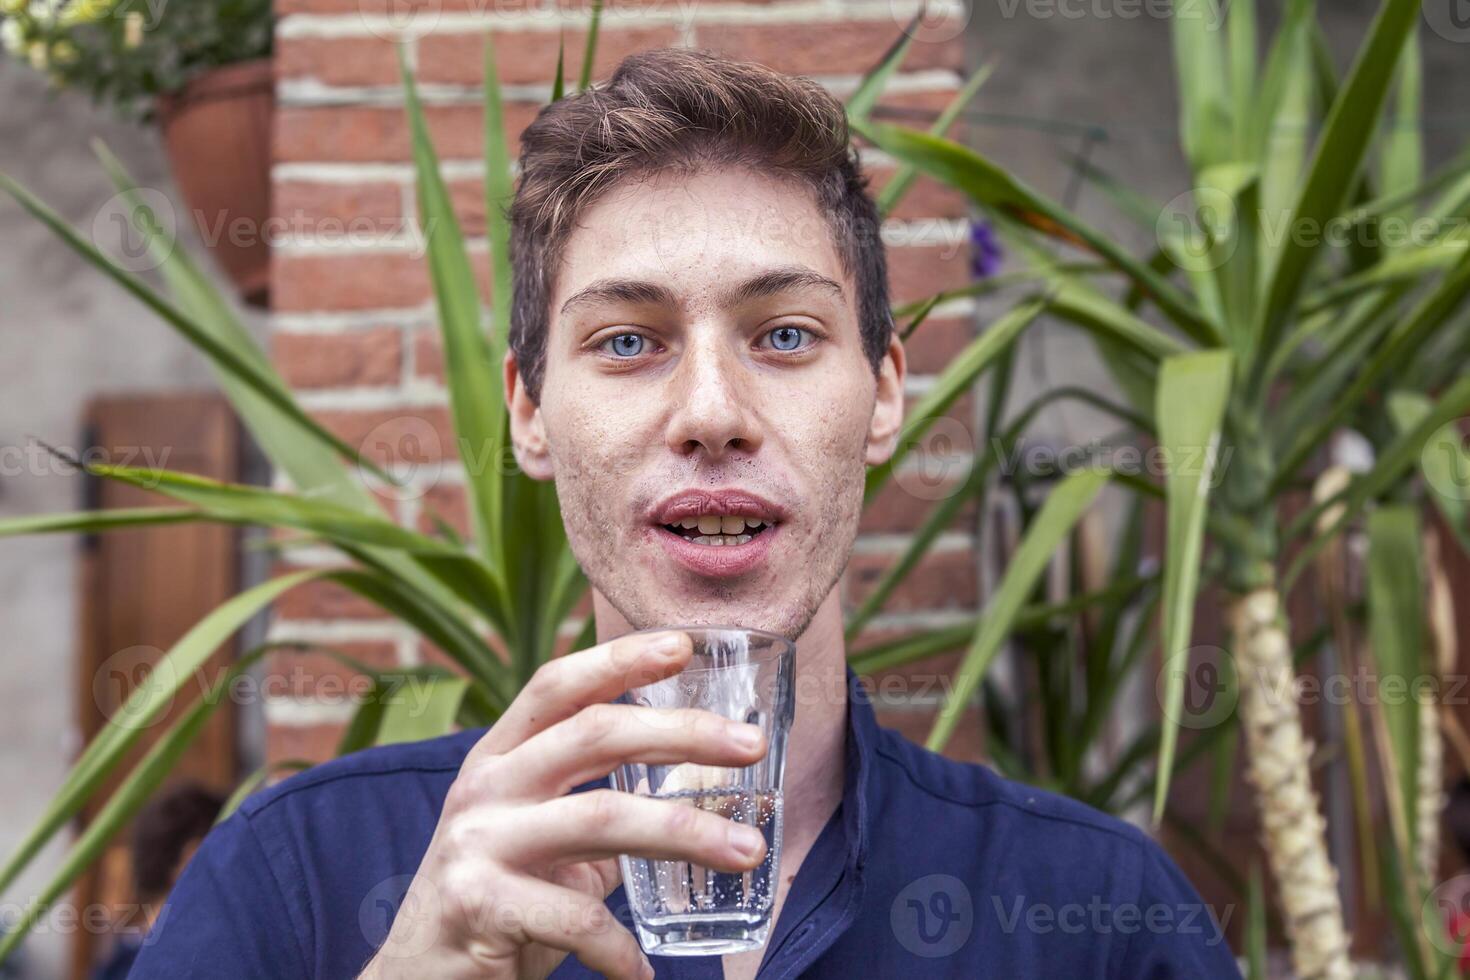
xmin=765 ymin=325 xmax=809 ymax=352
xmin=602 ymin=333 xmax=646 ymax=358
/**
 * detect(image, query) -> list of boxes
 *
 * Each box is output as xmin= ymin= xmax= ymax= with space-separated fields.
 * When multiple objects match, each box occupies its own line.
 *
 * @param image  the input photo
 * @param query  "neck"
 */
xmin=591 ymin=590 xmax=849 ymax=850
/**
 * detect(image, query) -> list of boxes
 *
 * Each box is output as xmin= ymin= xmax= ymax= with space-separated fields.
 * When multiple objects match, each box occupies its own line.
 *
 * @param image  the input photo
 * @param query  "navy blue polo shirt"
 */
xmin=128 ymin=664 xmax=1241 ymax=978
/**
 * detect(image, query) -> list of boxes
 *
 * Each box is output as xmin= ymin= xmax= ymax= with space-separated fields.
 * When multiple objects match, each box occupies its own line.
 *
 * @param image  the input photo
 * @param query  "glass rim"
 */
xmin=617 ymin=623 xmax=796 ymax=666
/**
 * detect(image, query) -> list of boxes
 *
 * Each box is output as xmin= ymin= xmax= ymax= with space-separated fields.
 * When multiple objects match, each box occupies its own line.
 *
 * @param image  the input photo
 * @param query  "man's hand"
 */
xmin=358 ymin=630 xmax=770 ymax=980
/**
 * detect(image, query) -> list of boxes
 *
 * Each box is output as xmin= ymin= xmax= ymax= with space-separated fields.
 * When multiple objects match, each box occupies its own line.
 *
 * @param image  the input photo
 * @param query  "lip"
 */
xmin=651 ymin=521 xmax=780 ymax=578
xmin=645 ymin=487 xmax=787 ymax=578
xmin=647 ymin=488 xmax=789 ymax=526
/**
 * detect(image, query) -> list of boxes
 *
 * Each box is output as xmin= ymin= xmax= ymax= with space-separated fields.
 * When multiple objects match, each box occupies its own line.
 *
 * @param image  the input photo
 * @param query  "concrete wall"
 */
xmin=0 ymin=59 xmax=263 ymax=978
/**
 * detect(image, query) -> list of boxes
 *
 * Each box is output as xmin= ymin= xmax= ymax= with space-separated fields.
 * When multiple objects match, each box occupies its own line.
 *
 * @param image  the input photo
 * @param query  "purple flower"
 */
xmin=968 ymin=217 xmax=1003 ymax=280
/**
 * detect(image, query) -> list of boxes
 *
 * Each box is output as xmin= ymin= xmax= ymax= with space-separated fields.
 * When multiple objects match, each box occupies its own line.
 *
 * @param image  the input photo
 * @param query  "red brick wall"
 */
xmin=265 ymin=0 xmax=982 ymax=765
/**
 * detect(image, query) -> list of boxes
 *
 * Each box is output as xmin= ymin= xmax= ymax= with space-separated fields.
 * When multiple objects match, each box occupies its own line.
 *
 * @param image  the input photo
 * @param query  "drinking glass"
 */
xmin=610 ymin=625 xmax=796 ymax=957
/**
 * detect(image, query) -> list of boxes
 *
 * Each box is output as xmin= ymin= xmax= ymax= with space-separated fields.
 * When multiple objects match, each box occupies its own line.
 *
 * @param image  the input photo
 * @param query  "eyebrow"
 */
xmin=558 ymin=265 xmax=845 ymax=319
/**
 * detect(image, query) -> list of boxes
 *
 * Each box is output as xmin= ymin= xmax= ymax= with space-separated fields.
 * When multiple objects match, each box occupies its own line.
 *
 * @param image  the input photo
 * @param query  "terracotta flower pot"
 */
xmin=155 ymin=58 xmax=274 ymax=308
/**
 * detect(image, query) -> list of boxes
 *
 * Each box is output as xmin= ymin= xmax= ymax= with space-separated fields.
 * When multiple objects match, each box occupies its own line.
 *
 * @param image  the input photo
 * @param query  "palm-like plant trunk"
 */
xmin=1419 ymin=530 xmax=1456 ymax=884
xmin=1232 ymin=586 xmax=1353 ymax=980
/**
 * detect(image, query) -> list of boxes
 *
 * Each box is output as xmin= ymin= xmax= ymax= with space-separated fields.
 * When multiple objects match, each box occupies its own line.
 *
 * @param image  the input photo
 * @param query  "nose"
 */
xmin=664 ymin=331 xmax=763 ymax=463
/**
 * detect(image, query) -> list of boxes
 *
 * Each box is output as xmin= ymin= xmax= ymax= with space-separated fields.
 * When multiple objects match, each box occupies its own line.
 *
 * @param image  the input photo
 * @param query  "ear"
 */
xmin=864 ymin=333 xmax=907 ymax=468
xmin=504 ymin=349 xmax=555 ymax=481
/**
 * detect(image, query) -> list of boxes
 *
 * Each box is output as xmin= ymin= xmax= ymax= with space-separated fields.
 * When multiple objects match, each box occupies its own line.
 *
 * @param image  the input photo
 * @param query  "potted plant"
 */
xmin=1 ymin=0 xmax=275 ymax=306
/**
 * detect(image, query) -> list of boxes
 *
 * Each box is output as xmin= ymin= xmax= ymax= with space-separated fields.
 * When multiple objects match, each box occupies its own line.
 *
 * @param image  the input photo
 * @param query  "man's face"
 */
xmin=506 ymin=166 xmax=905 ymax=642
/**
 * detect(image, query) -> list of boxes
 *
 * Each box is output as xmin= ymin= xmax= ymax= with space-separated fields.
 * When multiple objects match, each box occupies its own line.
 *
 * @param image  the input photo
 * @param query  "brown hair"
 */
xmin=507 ymin=46 xmax=893 ymax=405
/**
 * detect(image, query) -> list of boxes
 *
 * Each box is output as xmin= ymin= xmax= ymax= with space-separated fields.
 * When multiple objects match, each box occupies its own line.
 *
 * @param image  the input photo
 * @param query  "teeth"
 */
xmin=690 ymin=534 xmax=754 ymax=546
xmin=721 ymin=515 xmax=746 ymax=535
xmin=697 ymin=515 xmax=723 ymax=535
xmin=679 ymin=518 xmax=700 ymax=530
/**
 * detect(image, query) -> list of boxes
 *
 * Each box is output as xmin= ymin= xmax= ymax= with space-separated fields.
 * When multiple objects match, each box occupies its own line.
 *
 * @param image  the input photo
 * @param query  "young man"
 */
xmin=129 ymin=48 xmax=1241 ymax=979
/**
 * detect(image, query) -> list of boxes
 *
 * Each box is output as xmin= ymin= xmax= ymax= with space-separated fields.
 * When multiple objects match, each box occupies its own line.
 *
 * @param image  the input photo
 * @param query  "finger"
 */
xmin=467 ymin=630 xmax=693 ymax=762
xmin=484 ymin=873 xmax=652 ymax=980
xmin=495 ymin=703 xmax=767 ymax=798
xmin=494 ymin=789 xmax=769 ymax=873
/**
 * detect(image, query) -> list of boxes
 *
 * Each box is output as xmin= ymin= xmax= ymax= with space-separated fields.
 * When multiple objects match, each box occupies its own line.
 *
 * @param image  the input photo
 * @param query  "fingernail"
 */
xmin=728 ymin=722 xmax=762 ymax=750
xmin=730 ymin=823 xmax=765 ymax=858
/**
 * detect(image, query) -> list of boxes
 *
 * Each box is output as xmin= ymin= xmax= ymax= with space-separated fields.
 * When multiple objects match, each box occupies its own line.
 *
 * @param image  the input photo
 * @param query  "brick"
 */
xmin=849 ymin=626 xmax=969 ymax=693
xmin=414 ymin=326 xmax=448 ymax=381
xmin=266 ymin=721 xmax=348 ymax=768
xmin=277 ymin=36 xmax=400 ymax=87
xmin=273 ymin=328 xmax=404 ymax=389
xmin=263 ymin=641 xmax=402 ymax=700
xmin=873 ymin=703 xmax=986 ymax=765
xmin=418 ymin=634 xmax=511 ymax=675
xmin=279 ymin=0 xmax=538 ymax=11
xmin=903 ymin=389 xmax=975 ymax=430
xmin=273 ymin=180 xmax=404 ymax=235
xmin=419 ymin=481 xmax=473 ymax=538
xmin=843 ymin=547 xmax=977 ymax=614
xmin=419 ymin=26 xmax=682 ymax=87
xmin=273 ymin=251 xmax=432 ymax=312
xmin=852 ymin=89 xmax=971 ymax=151
xmin=887 ymin=242 xmax=973 ymax=306
xmin=275 ymin=103 xmax=541 ymax=163
xmin=697 ymin=20 xmax=964 ymax=77
xmin=859 ymin=468 xmax=977 ymax=534
xmin=867 ymin=168 xmax=971 ymax=222
xmin=310 ymin=405 xmax=458 ymax=467
xmin=274 ymin=575 xmax=397 ymax=621
xmin=898 ymin=316 xmax=976 ymax=376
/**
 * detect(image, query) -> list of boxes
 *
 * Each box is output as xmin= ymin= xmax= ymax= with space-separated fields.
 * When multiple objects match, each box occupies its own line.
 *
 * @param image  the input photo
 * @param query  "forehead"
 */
xmin=550 ymin=166 xmax=850 ymax=311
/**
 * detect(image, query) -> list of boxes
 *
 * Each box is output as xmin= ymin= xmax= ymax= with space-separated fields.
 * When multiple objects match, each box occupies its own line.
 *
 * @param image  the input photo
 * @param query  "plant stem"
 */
xmin=1231 ymin=585 xmax=1352 ymax=980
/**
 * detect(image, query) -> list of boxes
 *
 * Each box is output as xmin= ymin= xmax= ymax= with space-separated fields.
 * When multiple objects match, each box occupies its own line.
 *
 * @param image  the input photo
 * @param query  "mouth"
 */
xmin=646 ymin=488 xmax=786 ymax=578
xmin=657 ymin=515 xmax=775 ymax=547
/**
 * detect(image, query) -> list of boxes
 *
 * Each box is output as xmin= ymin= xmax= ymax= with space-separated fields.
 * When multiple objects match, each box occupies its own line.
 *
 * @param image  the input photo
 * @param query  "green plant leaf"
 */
xmin=375 ymin=674 xmax=471 ymax=745
xmin=400 ymin=46 xmax=508 ymax=574
xmin=874 ymin=62 xmax=994 ymax=219
xmin=0 ymin=507 xmax=201 ymax=537
xmin=1276 ymin=245 xmax=1470 ymax=486
xmin=1366 ymin=506 xmax=1424 ymax=860
xmin=1388 ymin=392 xmax=1470 ymax=554
xmin=0 ymin=573 xmax=325 ymax=900
xmin=848 ymin=116 xmax=1216 ymax=345
xmin=1284 ymin=375 xmax=1470 ymax=587
xmin=925 ymin=467 xmax=1111 ymax=749
xmin=216 ymin=759 xmax=312 ymax=824
xmin=0 ymin=645 xmax=276 ymax=963
xmin=1227 ymin=0 xmax=1257 ymax=159
xmin=90 ymin=141 xmax=391 ymax=507
xmin=1252 ymin=0 xmax=1423 ymax=382
xmin=1152 ymin=349 xmax=1234 ymax=823
xmin=1169 ymin=0 xmax=1232 ymax=173
xmin=865 ymin=296 xmax=1046 ymax=499
xmin=845 ymin=10 xmax=919 ymax=122
xmin=0 ymin=166 xmax=389 ymax=488
xmin=578 ymin=0 xmax=603 ymax=93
